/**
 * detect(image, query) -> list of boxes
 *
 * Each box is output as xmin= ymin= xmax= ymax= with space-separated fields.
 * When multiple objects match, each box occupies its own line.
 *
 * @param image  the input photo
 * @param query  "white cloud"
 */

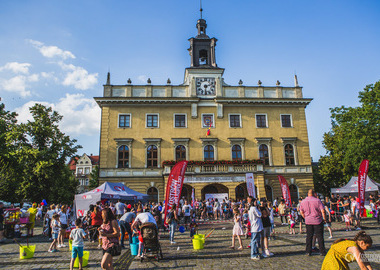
xmin=59 ymin=62 xmax=98 ymax=90
xmin=15 ymin=93 xmax=101 ymax=136
xmin=138 ymin=75 xmax=148 ymax=83
xmin=27 ymin=39 xmax=75 ymax=60
xmin=0 ymin=62 xmax=31 ymax=74
xmin=0 ymin=74 xmax=40 ymax=97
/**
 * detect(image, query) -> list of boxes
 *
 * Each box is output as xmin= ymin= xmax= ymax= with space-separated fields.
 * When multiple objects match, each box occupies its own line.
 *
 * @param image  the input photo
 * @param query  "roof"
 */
xmin=88 ymin=155 xmax=99 ymax=165
xmin=68 ymin=156 xmax=79 ymax=171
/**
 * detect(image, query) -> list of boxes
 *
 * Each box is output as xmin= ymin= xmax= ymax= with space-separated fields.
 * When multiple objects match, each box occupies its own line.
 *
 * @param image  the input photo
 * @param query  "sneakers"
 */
xmin=61 ymin=244 xmax=67 ymax=248
xmin=48 ymin=249 xmax=53 ymax=253
xmin=251 ymin=256 xmax=260 ymax=261
xmin=265 ymin=249 xmax=274 ymax=257
xmin=328 ymin=236 xmax=333 ymax=239
xmin=170 ymin=241 xmax=176 ymax=244
xmin=57 ymin=244 xmax=62 ymax=248
xmin=356 ymin=227 xmax=361 ymax=230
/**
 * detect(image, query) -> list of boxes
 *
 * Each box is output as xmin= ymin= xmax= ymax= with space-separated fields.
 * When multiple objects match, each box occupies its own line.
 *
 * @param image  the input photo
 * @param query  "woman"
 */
xmin=91 ymin=205 xmax=103 ymax=247
xmin=278 ymin=200 xmax=287 ymax=225
xmin=44 ymin=204 xmax=56 ymax=239
xmin=321 ymin=231 xmax=373 ymax=270
xmin=167 ymin=203 xmax=179 ymax=244
xmin=58 ymin=205 xmax=68 ymax=247
xmin=323 ymin=202 xmax=333 ymax=239
xmin=99 ymin=208 xmax=120 ymax=270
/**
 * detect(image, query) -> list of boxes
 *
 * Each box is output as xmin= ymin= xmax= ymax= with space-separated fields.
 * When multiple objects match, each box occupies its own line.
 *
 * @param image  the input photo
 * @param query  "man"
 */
xmin=330 ymin=194 xmax=338 ymax=221
xmin=182 ymin=200 xmax=192 ymax=228
xmin=247 ymin=196 xmax=263 ymax=260
xmin=350 ymin=197 xmax=361 ymax=230
xmin=132 ymin=209 xmax=157 ymax=232
xmin=299 ymin=189 xmax=327 ymax=256
xmin=115 ymin=200 xmax=126 ymax=219
xmin=119 ymin=209 xmax=136 ymax=248
xmin=0 ymin=202 xmax=4 ymax=243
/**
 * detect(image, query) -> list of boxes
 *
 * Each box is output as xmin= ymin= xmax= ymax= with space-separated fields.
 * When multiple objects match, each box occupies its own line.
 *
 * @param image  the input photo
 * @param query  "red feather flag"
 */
xmin=358 ymin=159 xmax=369 ymax=217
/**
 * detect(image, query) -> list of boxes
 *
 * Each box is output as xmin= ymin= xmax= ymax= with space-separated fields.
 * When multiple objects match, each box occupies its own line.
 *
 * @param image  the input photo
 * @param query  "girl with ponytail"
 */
xmin=321 ymin=231 xmax=373 ymax=270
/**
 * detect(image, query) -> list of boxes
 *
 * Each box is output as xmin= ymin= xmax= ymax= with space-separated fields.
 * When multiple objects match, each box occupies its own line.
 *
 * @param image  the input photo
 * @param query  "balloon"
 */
xmin=127 ymin=204 xmax=131 ymax=209
xmin=158 ymin=206 xmax=162 ymax=211
xmin=179 ymin=226 xmax=185 ymax=233
xmin=138 ymin=235 xmax=143 ymax=242
xmin=41 ymin=202 xmax=44 ymax=206
xmin=330 ymin=211 xmax=335 ymax=215
xmin=42 ymin=199 xmax=47 ymax=205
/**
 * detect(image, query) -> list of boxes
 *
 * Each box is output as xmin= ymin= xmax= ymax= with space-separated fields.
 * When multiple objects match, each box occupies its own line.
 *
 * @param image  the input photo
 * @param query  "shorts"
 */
xmin=52 ymin=233 xmax=59 ymax=239
xmin=72 ymin=246 xmax=83 ymax=259
xmin=262 ymin=227 xmax=271 ymax=238
xmin=60 ymin=224 xmax=68 ymax=230
xmin=0 ymin=222 xmax=3 ymax=231
xmin=103 ymin=247 xmax=113 ymax=255
xmin=290 ymin=223 xmax=295 ymax=228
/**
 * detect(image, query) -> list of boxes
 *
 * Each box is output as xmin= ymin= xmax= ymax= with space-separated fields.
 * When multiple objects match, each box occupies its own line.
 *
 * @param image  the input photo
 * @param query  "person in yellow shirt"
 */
xmin=321 ymin=231 xmax=373 ymax=270
xmin=28 ymin=203 xmax=38 ymax=237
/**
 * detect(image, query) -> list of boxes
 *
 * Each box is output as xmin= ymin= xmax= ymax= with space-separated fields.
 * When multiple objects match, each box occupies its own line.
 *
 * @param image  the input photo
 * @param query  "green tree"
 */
xmin=318 ymin=80 xmax=380 ymax=191
xmin=89 ymin=165 xmax=99 ymax=189
xmin=4 ymin=104 xmax=81 ymax=203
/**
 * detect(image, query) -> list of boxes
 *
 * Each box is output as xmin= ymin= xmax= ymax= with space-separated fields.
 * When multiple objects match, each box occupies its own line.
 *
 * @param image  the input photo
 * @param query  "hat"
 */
xmin=32 ymin=203 xmax=37 ymax=207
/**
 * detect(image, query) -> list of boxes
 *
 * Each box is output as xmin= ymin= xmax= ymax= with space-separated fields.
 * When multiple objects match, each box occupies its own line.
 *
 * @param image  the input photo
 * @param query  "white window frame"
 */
xmin=280 ymin=114 xmax=293 ymax=128
xmin=255 ymin=113 xmax=268 ymax=128
xmin=118 ymin=113 xmax=131 ymax=128
xmin=201 ymin=113 xmax=215 ymax=128
xmin=173 ymin=113 xmax=187 ymax=128
xmin=145 ymin=113 xmax=159 ymax=128
xmin=228 ymin=114 xmax=242 ymax=128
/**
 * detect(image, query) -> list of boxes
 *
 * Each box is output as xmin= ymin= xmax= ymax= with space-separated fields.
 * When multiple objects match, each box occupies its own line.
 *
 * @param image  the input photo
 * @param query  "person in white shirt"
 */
xmin=115 ymin=200 xmax=126 ymax=218
xmin=58 ymin=205 xmax=68 ymax=248
xmin=69 ymin=218 xmax=86 ymax=270
xmin=182 ymin=200 xmax=192 ymax=229
xmin=248 ymin=196 xmax=263 ymax=260
xmin=131 ymin=211 xmax=157 ymax=232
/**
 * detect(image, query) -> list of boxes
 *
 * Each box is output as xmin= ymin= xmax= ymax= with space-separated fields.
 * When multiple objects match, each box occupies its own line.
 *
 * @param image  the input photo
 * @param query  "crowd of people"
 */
xmin=0 ymin=191 xmax=378 ymax=270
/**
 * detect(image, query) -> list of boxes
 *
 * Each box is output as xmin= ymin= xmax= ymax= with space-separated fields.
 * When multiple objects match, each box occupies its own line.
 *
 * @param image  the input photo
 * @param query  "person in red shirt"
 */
xmin=91 ymin=206 xmax=103 ymax=248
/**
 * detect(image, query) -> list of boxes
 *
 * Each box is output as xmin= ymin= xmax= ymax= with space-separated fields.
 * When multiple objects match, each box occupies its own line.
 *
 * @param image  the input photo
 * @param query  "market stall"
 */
xmin=74 ymin=182 xmax=149 ymax=217
xmin=331 ymin=176 xmax=379 ymax=199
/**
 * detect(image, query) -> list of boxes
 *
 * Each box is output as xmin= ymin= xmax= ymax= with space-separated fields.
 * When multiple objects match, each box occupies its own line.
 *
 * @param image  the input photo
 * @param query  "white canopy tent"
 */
xmin=74 ymin=182 xmax=149 ymax=217
xmin=331 ymin=176 xmax=380 ymax=195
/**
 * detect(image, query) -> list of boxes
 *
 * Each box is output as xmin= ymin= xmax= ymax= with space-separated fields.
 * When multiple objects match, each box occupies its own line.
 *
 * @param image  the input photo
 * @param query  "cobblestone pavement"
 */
xmin=1 ymin=218 xmax=379 ymax=270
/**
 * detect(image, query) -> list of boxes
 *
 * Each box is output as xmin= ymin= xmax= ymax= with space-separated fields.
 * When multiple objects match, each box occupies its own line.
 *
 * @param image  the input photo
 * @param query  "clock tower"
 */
xmin=185 ymin=14 xmax=224 ymax=98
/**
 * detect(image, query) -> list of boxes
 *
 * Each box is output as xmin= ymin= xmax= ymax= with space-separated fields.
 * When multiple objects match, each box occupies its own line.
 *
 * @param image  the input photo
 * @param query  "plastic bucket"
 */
xmin=192 ymin=239 xmax=204 ymax=250
xmin=69 ymin=239 xmax=72 ymax=250
xmin=130 ymin=243 xmax=139 ymax=256
xmin=19 ymin=245 xmax=36 ymax=259
xmin=74 ymin=251 xmax=89 ymax=268
xmin=194 ymin=234 xmax=205 ymax=244
xmin=132 ymin=236 xmax=139 ymax=244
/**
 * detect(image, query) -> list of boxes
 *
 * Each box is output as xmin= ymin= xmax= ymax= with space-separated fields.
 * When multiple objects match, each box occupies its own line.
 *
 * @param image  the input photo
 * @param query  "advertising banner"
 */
xmin=278 ymin=175 xmax=292 ymax=207
xmin=246 ymin=173 xmax=256 ymax=198
xmin=358 ymin=159 xmax=369 ymax=217
xmin=163 ymin=161 xmax=188 ymax=225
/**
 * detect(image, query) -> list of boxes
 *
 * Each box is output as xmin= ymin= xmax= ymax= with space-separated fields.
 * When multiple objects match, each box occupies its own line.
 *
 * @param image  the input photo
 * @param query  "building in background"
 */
xmin=69 ymin=154 xmax=99 ymax=193
xmin=95 ymin=15 xmax=314 ymax=203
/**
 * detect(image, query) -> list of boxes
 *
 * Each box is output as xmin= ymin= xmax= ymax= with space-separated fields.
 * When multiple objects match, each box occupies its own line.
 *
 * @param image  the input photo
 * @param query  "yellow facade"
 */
xmin=95 ymin=17 xmax=314 ymax=203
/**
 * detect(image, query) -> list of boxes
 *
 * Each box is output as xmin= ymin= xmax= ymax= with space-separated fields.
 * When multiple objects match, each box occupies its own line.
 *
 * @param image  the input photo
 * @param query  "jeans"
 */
xmin=250 ymin=231 xmax=261 ymax=258
xmin=119 ymin=220 xmax=132 ymax=247
xmin=305 ymin=222 xmax=326 ymax=254
xmin=169 ymin=221 xmax=177 ymax=242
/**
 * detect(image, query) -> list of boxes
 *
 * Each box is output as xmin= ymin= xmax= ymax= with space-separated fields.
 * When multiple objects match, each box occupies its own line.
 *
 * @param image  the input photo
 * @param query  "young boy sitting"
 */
xmin=69 ymin=218 xmax=86 ymax=270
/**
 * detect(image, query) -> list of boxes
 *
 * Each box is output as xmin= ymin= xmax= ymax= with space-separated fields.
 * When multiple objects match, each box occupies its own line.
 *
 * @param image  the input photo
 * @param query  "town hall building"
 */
xmin=95 ymin=15 xmax=314 ymax=203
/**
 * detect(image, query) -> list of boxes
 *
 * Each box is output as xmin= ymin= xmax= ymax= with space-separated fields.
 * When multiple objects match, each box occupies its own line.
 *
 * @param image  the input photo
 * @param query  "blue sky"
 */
xmin=1 ymin=0 xmax=379 ymax=161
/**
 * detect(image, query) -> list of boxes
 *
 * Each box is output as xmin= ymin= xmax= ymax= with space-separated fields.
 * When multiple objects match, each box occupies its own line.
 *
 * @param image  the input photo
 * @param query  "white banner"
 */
xmin=205 ymin=193 xmax=228 ymax=202
xmin=246 ymin=173 xmax=256 ymax=198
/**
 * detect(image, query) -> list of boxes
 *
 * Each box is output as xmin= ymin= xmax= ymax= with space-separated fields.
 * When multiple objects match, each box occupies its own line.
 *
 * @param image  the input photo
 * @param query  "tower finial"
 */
xmin=294 ymin=74 xmax=299 ymax=87
xmin=200 ymin=0 xmax=203 ymax=19
xmin=106 ymin=71 xmax=110 ymax=85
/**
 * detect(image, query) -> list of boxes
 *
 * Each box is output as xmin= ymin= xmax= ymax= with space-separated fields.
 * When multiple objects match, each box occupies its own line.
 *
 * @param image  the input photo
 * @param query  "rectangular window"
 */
xmin=146 ymin=114 xmax=159 ymax=128
xmin=118 ymin=114 xmax=131 ymax=128
xmin=202 ymin=114 xmax=214 ymax=128
xmin=281 ymin=115 xmax=292 ymax=128
xmin=77 ymin=168 xmax=83 ymax=175
xmin=174 ymin=114 xmax=186 ymax=128
xmin=256 ymin=114 xmax=267 ymax=128
xmin=85 ymin=167 xmax=90 ymax=174
xmin=229 ymin=114 xmax=241 ymax=128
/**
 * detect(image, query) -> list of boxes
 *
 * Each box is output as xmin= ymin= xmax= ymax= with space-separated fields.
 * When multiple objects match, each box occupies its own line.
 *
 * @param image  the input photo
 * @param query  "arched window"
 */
xmin=204 ymin=145 xmax=214 ymax=161
xmin=118 ymin=145 xmax=129 ymax=168
xmin=265 ymin=185 xmax=273 ymax=202
xmin=232 ymin=145 xmax=242 ymax=161
xmin=175 ymin=145 xmax=186 ymax=162
xmin=289 ymin=184 xmax=299 ymax=204
xmin=285 ymin=144 xmax=295 ymax=165
xmin=147 ymin=145 xmax=158 ymax=168
xmin=259 ymin=144 xmax=269 ymax=165
xmin=147 ymin=187 xmax=158 ymax=203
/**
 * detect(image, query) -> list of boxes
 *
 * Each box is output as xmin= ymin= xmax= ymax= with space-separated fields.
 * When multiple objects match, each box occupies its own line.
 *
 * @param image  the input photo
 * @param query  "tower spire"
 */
xmin=200 ymin=0 xmax=203 ymax=19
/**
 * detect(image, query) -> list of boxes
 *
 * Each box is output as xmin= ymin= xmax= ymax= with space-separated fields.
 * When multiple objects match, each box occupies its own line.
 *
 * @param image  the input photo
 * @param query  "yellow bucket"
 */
xmin=73 ymin=251 xmax=89 ymax=268
xmin=193 ymin=234 xmax=205 ymax=243
xmin=69 ymin=239 xmax=72 ymax=250
xmin=192 ymin=239 xmax=204 ymax=250
xmin=20 ymin=245 xmax=36 ymax=259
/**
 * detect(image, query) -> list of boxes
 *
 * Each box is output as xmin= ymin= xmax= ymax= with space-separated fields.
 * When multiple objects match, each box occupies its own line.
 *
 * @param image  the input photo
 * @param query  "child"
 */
xmin=288 ymin=210 xmax=296 ymax=234
xmin=48 ymin=214 xmax=60 ymax=252
xmin=189 ymin=219 xmax=197 ymax=238
xmin=268 ymin=202 xmax=275 ymax=240
xmin=344 ymin=210 xmax=351 ymax=231
xmin=69 ymin=218 xmax=86 ymax=270
xmin=14 ymin=224 xmax=21 ymax=238
xmin=242 ymin=209 xmax=249 ymax=239
xmin=230 ymin=208 xmax=244 ymax=250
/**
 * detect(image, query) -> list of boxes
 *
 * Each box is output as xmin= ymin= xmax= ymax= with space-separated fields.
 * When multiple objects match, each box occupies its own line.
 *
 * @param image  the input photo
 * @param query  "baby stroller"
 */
xmin=140 ymin=222 xmax=163 ymax=262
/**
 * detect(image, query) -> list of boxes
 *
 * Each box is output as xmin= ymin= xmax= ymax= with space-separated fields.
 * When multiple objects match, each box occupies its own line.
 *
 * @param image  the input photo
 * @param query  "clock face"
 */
xmin=196 ymin=77 xmax=216 ymax=96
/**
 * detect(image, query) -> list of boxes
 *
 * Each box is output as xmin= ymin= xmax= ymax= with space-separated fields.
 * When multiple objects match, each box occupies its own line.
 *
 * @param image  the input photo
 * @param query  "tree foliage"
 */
xmin=89 ymin=165 xmax=99 ymax=189
xmin=317 ymin=81 xmax=380 ymax=192
xmin=0 ymin=103 xmax=81 ymax=204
